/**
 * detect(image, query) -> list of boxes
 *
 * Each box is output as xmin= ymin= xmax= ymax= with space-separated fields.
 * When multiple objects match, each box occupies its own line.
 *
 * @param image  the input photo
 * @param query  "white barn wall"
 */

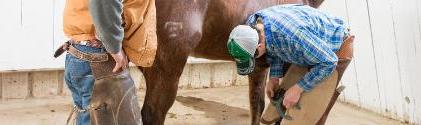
xmin=0 ymin=0 xmax=66 ymax=71
xmin=321 ymin=0 xmax=421 ymax=124
xmin=0 ymin=0 xmax=420 ymax=124
xmin=347 ymin=0 xmax=383 ymax=113
xmin=319 ymin=0 xmax=363 ymax=109
xmin=0 ymin=0 xmax=23 ymax=70
xmin=366 ymin=0 xmax=405 ymax=120
xmin=411 ymin=0 xmax=421 ymax=122
xmin=391 ymin=0 xmax=414 ymax=122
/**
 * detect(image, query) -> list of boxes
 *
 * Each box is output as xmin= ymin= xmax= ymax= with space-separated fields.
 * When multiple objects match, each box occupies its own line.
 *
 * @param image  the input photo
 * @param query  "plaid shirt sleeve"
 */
xmin=267 ymin=55 xmax=285 ymax=78
xmin=294 ymin=28 xmax=338 ymax=92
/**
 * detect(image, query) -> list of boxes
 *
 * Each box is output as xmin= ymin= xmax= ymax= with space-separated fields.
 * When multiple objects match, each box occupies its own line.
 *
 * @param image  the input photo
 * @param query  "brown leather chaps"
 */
xmin=88 ymin=55 xmax=142 ymax=125
xmin=55 ymin=43 xmax=142 ymax=125
xmin=315 ymin=35 xmax=354 ymax=125
xmin=274 ymin=35 xmax=354 ymax=125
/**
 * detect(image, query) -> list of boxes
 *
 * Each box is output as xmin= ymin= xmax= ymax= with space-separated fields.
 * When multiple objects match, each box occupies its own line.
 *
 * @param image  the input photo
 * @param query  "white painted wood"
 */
xmin=364 ymin=0 xmax=404 ymax=120
xmin=0 ymin=0 xmax=23 ymax=71
xmin=53 ymin=0 xmax=67 ymax=67
xmin=344 ymin=0 xmax=382 ymax=112
xmin=413 ymin=0 xmax=421 ymax=123
xmin=20 ymin=0 xmax=55 ymax=69
xmin=398 ymin=0 xmax=421 ymax=123
xmin=389 ymin=0 xmax=419 ymax=123
xmin=322 ymin=0 xmax=421 ymax=123
xmin=0 ymin=0 xmax=66 ymax=71
xmin=408 ymin=0 xmax=421 ymax=123
xmin=321 ymin=0 xmax=362 ymax=106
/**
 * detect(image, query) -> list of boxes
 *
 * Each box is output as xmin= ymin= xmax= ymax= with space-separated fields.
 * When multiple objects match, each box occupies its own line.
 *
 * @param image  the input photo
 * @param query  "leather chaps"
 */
xmin=55 ymin=43 xmax=142 ymax=125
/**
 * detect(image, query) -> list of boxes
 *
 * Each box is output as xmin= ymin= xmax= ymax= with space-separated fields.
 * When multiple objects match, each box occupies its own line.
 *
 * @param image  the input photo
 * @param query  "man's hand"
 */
xmin=110 ymin=50 xmax=128 ymax=72
xmin=266 ymin=78 xmax=280 ymax=98
xmin=283 ymin=84 xmax=304 ymax=109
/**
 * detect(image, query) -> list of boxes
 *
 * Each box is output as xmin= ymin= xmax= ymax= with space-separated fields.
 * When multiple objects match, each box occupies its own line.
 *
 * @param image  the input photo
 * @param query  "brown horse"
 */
xmin=139 ymin=0 xmax=325 ymax=125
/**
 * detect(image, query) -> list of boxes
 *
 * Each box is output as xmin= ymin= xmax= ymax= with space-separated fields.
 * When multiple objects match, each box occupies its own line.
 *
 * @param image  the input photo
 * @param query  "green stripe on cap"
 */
xmin=227 ymin=25 xmax=259 ymax=75
xmin=228 ymin=39 xmax=253 ymax=63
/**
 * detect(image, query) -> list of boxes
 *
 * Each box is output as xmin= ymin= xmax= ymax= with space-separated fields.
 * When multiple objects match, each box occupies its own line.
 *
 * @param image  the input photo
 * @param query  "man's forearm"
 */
xmin=298 ymin=63 xmax=336 ymax=92
xmin=89 ymin=0 xmax=124 ymax=54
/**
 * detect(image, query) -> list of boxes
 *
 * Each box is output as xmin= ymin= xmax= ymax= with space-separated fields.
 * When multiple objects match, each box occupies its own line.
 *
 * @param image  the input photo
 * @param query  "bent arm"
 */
xmin=294 ymin=28 xmax=338 ymax=92
xmin=89 ymin=0 xmax=124 ymax=54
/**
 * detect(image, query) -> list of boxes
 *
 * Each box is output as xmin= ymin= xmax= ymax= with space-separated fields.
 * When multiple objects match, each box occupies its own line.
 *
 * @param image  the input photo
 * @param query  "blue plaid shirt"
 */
xmin=246 ymin=4 xmax=348 ymax=91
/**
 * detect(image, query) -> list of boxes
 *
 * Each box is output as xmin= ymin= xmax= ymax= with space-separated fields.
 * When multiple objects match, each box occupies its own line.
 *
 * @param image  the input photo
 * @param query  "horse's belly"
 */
xmin=191 ymin=39 xmax=233 ymax=61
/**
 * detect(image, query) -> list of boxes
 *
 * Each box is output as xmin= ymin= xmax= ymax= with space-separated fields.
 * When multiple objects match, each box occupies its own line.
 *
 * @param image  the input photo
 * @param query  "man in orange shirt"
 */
xmin=56 ymin=0 xmax=156 ymax=124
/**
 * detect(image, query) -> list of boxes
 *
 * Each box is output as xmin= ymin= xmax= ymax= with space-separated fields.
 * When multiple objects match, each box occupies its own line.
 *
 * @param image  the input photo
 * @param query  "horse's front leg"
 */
xmin=248 ymin=58 xmax=269 ymax=125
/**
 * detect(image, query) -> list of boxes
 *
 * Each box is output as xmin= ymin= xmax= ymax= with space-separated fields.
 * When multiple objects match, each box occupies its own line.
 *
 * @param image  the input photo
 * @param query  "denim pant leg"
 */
xmin=64 ymin=45 xmax=106 ymax=125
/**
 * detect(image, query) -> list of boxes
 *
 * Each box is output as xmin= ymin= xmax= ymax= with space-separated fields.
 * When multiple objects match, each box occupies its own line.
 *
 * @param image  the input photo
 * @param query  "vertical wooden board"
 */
xmin=1 ymin=72 xmax=29 ymax=99
xmin=408 ymin=0 xmax=421 ymax=123
xmin=415 ymin=0 xmax=421 ymax=52
xmin=213 ymin=63 xmax=234 ymax=88
xmin=412 ymin=0 xmax=421 ymax=124
xmin=19 ymin=0 xmax=55 ymax=69
xmin=390 ymin=0 xmax=419 ymax=122
xmin=340 ymin=60 xmax=361 ymax=106
xmin=365 ymin=0 xmax=405 ymax=119
xmin=190 ymin=64 xmax=212 ymax=89
xmin=0 ymin=0 xmax=22 ymax=71
xmin=32 ymin=71 xmax=59 ymax=97
xmin=405 ymin=0 xmax=421 ymax=123
xmin=53 ymin=0 xmax=67 ymax=47
xmin=0 ymin=0 xmax=21 ymax=28
xmin=412 ymin=54 xmax=421 ymax=123
xmin=346 ymin=0 xmax=381 ymax=112
xmin=413 ymin=52 xmax=421 ymax=124
xmin=321 ymin=0 xmax=362 ymax=105
xmin=53 ymin=0 xmax=67 ymax=67
xmin=179 ymin=64 xmax=191 ymax=89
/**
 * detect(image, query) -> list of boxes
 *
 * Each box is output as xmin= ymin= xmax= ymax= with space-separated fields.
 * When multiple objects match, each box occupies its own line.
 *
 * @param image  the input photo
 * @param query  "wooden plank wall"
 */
xmin=0 ymin=0 xmax=420 ymax=124
xmin=0 ymin=0 xmax=66 ymax=71
xmin=321 ymin=0 xmax=421 ymax=124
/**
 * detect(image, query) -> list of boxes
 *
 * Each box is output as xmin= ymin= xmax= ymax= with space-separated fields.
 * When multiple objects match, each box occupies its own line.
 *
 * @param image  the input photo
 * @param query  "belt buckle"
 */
xmin=80 ymin=40 xmax=89 ymax=46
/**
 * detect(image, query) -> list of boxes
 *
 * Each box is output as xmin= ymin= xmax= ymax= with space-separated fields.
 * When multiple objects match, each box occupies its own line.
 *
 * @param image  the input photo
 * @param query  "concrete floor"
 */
xmin=0 ymin=86 xmax=407 ymax=125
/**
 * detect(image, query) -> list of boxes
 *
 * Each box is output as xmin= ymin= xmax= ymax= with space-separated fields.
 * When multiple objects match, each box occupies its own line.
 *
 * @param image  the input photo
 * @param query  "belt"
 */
xmin=69 ymin=39 xmax=103 ymax=48
xmin=54 ymin=41 xmax=109 ymax=63
xmin=336 ymin=34 xmax=354 ymax=60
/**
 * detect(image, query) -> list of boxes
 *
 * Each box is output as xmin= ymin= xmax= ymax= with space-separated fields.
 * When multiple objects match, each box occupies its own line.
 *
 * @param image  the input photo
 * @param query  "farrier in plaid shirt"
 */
xmin=246 ymin=4 xmax=349 ymax=91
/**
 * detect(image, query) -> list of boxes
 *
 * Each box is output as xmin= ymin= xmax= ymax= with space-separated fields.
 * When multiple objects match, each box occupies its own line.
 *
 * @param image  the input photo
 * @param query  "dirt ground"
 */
xmin=0 ymin=86 xmax=407 ymax=125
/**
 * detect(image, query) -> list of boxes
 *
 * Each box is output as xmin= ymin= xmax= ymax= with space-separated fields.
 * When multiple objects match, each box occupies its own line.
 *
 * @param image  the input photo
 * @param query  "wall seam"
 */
xmin=52 ymin=0 xmax=56 ymax=54
xmin=389 ymin=0 xmax=407 ymax=122
xmin=345 ymin=0 xmax=362 ymax=107
xmin=20 ymin=0 xmax=23 ymax=26
xmin=364 ymin=0 xmax=382 ymax=113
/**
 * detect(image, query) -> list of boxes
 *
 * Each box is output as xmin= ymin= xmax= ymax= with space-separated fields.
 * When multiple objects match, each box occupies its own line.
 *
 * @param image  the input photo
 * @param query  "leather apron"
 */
xmin=55 ymin=42 xmax=142 ymax=125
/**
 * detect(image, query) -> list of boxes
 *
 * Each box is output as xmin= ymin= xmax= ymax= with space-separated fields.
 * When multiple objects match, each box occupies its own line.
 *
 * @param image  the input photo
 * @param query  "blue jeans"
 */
xmin=65 ymin=45 xmax=106 ymax=125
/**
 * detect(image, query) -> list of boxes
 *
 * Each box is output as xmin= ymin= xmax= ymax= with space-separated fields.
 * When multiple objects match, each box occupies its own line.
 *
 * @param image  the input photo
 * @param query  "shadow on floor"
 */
xmin=175 ymin=96 xmax=250 ymax=125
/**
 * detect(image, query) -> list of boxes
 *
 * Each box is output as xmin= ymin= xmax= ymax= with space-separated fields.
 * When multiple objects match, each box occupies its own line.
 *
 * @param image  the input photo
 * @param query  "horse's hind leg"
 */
xmin=140 ymin=54 xmax=189 ymax=125
xmin=248 ymin=60 xmax=269 ymax=125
